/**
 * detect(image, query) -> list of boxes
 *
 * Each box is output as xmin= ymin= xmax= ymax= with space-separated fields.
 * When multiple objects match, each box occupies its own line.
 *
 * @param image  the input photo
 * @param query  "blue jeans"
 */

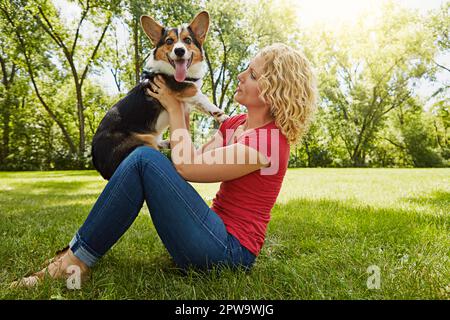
xmin=69 ymin=146 xmax=256 ymax=271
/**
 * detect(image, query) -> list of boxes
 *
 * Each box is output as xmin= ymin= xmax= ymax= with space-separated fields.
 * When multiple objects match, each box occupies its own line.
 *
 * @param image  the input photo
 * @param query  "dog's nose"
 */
xmin=174 ymin=48 xmax=186 ymax=57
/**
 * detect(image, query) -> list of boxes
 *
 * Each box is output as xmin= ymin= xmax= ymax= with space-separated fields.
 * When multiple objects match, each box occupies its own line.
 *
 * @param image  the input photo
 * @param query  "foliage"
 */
xmin=0 ymin=0 xmax=448 ymax=169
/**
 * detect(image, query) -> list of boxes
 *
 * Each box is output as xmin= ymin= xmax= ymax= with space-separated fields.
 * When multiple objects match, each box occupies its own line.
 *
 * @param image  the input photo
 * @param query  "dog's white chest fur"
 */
xmin=155 ymin=109 xmax=170 ymax=134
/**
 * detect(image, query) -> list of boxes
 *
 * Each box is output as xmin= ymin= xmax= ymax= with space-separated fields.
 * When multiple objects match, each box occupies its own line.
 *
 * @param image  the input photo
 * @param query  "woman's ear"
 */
xmin=258 ymin=90 xmax=271 ymax=107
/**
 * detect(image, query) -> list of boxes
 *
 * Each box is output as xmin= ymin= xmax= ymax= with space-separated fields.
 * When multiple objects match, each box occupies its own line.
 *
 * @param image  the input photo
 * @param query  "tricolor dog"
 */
xmin=92 ymin=11 xmax=228 ymax=180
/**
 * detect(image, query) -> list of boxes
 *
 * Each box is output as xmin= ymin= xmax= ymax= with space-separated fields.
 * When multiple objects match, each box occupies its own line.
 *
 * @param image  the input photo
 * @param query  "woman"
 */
xmin=12 ymin=43 xmax=317 ymax=287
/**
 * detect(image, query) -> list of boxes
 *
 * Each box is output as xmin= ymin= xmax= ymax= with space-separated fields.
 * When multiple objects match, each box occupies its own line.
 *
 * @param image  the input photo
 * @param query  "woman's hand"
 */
xmin=146 ymin=75 xmax=183 ymax=113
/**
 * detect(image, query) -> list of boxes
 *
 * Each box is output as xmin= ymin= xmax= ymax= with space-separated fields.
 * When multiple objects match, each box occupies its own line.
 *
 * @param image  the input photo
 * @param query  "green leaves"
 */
xmin=0 ymin=0 xmax=448 ymax=169
xmin=298 ymin=2 xmax=446 ymax=167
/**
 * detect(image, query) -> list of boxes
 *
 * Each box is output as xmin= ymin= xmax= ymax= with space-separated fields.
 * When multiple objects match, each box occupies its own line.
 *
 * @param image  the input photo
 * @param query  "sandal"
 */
xmin=10 ymin=248 xmax=90 ymax=289
xmin=43 ymin=245 xmax=70 ymax=266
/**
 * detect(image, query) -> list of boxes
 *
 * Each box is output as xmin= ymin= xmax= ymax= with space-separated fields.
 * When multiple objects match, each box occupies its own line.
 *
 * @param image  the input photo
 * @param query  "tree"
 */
xmin=428 ymin=1 xmax=449 ymax=76
xmin=1 ymin=0 xmax=447 ymax=170
xmin=398 ymin=104 xmax=443 ymax=167
xmin=0 ymin=11 xmax=20 ymax=165
xmin=427 ymin=2 xmax=450 ymax=163
xmin=303 ymin=3 xmax=438 ymax=166
xmin=0 ymin=0 xmax=74 ymax=167
xmin=29 ymin=0 xmax=120 ymax=162
xmin=430 ymin=100 xmax=450 ymax=162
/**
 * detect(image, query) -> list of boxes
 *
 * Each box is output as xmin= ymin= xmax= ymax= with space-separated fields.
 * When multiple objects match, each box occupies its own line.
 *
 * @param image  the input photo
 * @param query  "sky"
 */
xmin=295 ymin=0 xmax=446 ymax=26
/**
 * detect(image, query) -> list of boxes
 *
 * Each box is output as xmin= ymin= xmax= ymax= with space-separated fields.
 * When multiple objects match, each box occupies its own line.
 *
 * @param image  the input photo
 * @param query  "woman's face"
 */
xmin=234 ymin=54 xmax=267 ymax=109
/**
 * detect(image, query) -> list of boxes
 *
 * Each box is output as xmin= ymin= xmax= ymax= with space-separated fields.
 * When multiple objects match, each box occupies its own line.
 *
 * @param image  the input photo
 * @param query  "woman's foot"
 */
xmin=43 ymin=245 xmax=70 ymax=266
xmin=10 ymin=248 xmax=90 ymax=288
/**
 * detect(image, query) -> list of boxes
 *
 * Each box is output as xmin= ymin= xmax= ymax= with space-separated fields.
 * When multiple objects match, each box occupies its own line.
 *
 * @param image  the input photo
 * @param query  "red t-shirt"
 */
xmin=210 ymin=114 xmax=290 ymax=256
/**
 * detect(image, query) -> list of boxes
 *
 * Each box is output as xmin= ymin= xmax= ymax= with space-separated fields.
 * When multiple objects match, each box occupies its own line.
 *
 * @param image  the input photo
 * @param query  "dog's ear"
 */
xmin=140 ymin=15 xmax=164 ymax=47
xmin=188 ymin=11 xmax=209 ymax=46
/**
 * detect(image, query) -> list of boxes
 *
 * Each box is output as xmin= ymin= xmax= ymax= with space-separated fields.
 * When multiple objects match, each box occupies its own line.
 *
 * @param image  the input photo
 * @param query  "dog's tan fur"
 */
xmin=154 ymin=30 xmax=177 ymax=61
xmin=175 ymin=84 xmax=198 ymax=99
xmin=132 ymin=133 xmax=159 ymax=150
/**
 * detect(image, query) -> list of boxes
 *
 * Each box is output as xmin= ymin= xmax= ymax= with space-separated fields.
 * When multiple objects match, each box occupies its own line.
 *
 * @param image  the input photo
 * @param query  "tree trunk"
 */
xmin=75 ymin=83 xmax=85 ymax=161
xmin=1 ymin=101 xmax=10 ymax=164
xmin=133 ymin=15 xmax=140 ymax=85
xmin=352 ymin=148 xmax=366 ymax=167
xmin=304 ymin=141 xmax=311 ymax=167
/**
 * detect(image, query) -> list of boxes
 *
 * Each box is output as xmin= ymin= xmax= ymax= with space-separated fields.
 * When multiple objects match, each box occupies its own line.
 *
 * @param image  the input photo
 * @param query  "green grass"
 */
xmin=0 ymin=169 xmax=449 ymax=299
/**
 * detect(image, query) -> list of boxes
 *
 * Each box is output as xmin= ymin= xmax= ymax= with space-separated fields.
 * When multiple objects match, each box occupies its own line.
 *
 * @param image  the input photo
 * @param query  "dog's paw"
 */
xmin=157 ymin=139 xmax=171 ymax=149
xmin=216 ymin=114 xmax=229 ymax=123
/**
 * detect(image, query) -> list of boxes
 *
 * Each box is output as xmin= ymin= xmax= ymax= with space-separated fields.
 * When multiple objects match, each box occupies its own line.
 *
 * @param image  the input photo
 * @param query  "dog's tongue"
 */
xmin=174 ymin=60 xmax=188 ymax=82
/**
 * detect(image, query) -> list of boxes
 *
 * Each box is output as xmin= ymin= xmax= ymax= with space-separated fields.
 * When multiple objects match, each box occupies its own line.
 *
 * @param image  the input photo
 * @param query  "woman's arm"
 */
xmin=178 ymin=97 xmax=227 ymax=158
xmin=176 ymin=143 xmax=270 ymax=183
xmin=169 ymin=108 xmax=269 ymax=183
xmin=196 ymin=129 xmax=224 ymax=156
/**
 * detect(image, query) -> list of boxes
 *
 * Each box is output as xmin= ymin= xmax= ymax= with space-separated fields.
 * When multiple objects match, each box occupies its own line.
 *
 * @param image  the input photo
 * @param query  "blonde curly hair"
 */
xmin=257 ymin=43 xmax=318 ymax=146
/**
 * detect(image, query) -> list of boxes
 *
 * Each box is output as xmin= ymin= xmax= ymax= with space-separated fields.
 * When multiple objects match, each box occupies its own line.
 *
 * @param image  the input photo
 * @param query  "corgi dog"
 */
xmin=92 ymin=11 xmax=228 ymax=180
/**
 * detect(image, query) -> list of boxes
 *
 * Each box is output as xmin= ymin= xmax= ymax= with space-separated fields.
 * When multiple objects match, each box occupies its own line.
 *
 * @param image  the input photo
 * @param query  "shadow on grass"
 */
xmin=266 ymin=196 xmax=449 ymax=258
xmin=0 ymin=180 xmax=103 ymax=219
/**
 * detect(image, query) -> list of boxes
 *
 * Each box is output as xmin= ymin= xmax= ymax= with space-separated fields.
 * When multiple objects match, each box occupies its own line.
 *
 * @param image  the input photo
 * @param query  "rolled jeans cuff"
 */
xmin=69 ymin=233 xmax=100 ymax=268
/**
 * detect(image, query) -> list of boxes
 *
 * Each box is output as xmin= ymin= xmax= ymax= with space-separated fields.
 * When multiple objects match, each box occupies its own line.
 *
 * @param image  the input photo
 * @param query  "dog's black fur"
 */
xmin=91 ymin=71 xmax=198 ymax=181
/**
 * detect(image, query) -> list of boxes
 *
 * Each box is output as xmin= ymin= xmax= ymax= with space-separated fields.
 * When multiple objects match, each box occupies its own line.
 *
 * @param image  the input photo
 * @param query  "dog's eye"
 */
xmin=184 ymin=38 xmax=192 ymax=45
xmin=165 ymin=38 xmax=174 ymax=45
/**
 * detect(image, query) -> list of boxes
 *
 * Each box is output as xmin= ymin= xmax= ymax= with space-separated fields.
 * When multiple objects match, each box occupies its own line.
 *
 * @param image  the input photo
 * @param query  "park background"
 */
xmin=0 ymin=0 xmax=449 ymax=170
xmin=0 ymin=0 xmax=449 ymax=300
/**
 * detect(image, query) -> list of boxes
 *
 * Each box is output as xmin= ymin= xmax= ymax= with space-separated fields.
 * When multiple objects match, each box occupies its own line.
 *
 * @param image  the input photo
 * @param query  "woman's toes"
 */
xmin=10 ymin=276 xmax=38 ymax=288
xmin=10 ymin=271 xmax=44 ymax=289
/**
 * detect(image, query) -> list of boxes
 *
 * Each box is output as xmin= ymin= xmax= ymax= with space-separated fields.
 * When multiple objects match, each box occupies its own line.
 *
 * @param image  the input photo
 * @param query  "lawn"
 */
xmin=0 ymin=168 xmax=449 ymax=299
